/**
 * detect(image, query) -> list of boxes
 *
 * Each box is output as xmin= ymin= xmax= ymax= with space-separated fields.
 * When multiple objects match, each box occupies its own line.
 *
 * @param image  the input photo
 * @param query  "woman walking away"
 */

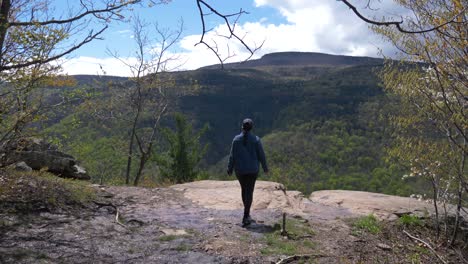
xmin=227 ymin=118 xmax=268 ymax=227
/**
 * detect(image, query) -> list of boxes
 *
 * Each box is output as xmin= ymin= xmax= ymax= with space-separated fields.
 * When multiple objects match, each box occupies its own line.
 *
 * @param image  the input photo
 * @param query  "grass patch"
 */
xmin=239 ymin=233 xmax=251 ymax=243
xmin=260 ymin=217 xmax=316 ymax=256
xmin=0 ymin=169 xmax=96 ymax=213
xmin=408 ymin=253 xmax=422 ymax=264
xmin=174 ymin=243 xmax=192 ymax=252
xmin=398 ymin=214 xmax=423 ymax=227
xmin=352 ymin=214 xmax=381 ymax=235
xmin=407 ymin=245 xmax=430 ymax=264
xmin=158 ymin=235 xmax=178 ymax=241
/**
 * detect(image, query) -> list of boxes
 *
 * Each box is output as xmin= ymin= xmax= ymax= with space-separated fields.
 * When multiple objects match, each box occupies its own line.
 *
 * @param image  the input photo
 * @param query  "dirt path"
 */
xmin=0 ymin=183 xmax=358 ymax=263
xmin=2 ymin=181 xmax=465 ymax=263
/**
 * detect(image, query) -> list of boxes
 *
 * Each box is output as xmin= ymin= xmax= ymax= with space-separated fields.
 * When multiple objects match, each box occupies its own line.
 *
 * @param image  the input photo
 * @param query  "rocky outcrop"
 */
xmin=1 ymin=181 xmax=467 ymax=263
xmin=171 ymin=180 xmax=306 ymax=214
xmin=310 ymin=190 xmax=468 ymax=221
xmin=309 ymin=190 xmax=433 ymax=220
xmin=171 ymin=181 xmax=467 ymax=221
xmin=0 ymin=138 xmax=90 ymax=180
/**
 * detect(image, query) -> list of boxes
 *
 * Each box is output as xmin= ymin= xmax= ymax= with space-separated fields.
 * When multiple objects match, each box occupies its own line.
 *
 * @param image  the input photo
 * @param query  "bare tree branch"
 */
xmin=195 ymin=0 xmax=263 ymax=68
xmin=8 ymin=0 xmax=140 ymax=27
xmin=0 ymin=25 xmax=107 ymax=71
xmin=404 ymin=230 xmax=448 ymax=264
xmin=339 ymin=0 xmax=466 ymax=34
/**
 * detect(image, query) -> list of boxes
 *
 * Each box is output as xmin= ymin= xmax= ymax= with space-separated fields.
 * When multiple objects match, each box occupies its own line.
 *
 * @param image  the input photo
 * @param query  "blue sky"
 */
xmin=64 ymin=0 xmax=286 ymax=59
xmin=54 ymin=0 xmax=403 ymax=76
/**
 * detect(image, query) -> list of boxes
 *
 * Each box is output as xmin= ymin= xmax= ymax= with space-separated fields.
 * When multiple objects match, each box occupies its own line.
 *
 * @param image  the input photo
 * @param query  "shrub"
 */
xmin=352 ymin=214 xmax=381 ymax=235
xmin=398 ymin=214 xmax=423 ymax=227
xmin=0 ymin=169 xmax=96 ymax=213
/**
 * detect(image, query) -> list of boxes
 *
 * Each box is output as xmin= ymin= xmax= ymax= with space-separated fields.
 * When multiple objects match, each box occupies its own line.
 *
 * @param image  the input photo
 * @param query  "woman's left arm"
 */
xmin=257 ymin=138 xmax=268 ymax=173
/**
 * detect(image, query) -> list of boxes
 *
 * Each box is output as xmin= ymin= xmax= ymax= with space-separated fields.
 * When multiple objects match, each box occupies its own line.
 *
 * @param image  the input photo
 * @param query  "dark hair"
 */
xmin=242 ymin=118 xmax=253 ymax=146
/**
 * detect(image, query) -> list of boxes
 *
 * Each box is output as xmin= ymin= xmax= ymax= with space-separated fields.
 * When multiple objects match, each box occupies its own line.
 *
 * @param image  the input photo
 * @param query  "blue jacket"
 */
xmin=227 ymin=132 xmax=268 ymax=175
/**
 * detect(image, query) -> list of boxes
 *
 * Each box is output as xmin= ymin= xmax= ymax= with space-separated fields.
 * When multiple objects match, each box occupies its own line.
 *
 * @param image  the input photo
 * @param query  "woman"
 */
xmin=227 ymin=118 xmax=268 ymax=227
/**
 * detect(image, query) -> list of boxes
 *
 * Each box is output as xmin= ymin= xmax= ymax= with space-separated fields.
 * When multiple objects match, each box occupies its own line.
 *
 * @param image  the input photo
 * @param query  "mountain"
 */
xmin=201 ymin=52 xmax=384 ymax=69
xmin=41 ymin=52 xmax=416 ymax=196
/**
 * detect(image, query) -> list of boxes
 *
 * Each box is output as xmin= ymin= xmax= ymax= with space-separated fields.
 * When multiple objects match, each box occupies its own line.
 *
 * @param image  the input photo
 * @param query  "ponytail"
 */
xmin=243 ymin=131 xmax=248 ymax=146
xmin=241 ymin=118 xmax=253 ymax=146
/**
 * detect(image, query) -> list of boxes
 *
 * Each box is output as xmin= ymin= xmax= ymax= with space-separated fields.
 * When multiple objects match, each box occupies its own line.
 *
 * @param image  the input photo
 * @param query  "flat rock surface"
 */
xmin=171 ymin=181 xmax=452 ymax=221
xmin=1 ymin=180 xmax=465 ymax=263
xmin=310 ymin=190 xmax=436 ymax=220
xmin=171 ymin=180 xmax=305 ymax=213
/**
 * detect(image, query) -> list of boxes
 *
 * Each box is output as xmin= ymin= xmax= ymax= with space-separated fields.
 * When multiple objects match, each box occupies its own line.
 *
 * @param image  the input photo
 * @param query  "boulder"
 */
xmin=12 ymin=161 xmax=33 ymax=172
xmin=0 ymin=138 xmax=90 ymax=180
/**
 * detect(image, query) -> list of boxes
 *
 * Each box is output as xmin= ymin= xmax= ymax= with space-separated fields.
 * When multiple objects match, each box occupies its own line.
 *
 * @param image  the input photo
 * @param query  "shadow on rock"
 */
xmin=244 ymin=221 xmax=280 ymax=234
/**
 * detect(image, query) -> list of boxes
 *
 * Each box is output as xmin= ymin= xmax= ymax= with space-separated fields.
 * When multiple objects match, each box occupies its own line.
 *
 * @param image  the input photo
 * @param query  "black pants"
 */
xmin=236 ymin=173 xmax=258 ymax=218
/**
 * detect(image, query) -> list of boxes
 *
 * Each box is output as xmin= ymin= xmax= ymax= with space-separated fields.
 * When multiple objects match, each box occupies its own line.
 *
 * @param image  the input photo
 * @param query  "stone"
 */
xmin=72 ymin=165 xmax=89 ymax=180
xmin=13 ymin=161 xmax=32 ymax=172
xmin=376 ymin=243 xmax=392 ymax=251
xmin=0 ymin=138 xmax=90 ymax=180
xmin=203 ymin=245 xmax=214 ymax=252
xmin=160 ymin=228 xmax=188 ymax=236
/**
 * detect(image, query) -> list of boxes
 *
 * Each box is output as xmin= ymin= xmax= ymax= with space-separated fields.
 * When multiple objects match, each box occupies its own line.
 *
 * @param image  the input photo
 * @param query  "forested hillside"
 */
xmin=42 ymin=52 xmax=416 ymax=195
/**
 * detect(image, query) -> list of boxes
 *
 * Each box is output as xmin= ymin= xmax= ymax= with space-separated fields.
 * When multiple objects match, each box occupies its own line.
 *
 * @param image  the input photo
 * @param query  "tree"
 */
xmin=0 ymin=0 xmax=260 ymax=151
xmin=0 ymin=0 xmax=141 ymax=149
xmin=92 ymin=16 xmax=183 ymax=186
xmin=158 ymin=113 xmax=208 ymax=184
xmin=340 ymin=0 xmax=467 ymax=244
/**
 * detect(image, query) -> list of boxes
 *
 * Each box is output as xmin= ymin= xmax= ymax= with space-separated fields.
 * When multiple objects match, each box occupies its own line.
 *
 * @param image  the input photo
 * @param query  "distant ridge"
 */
xmin=200 ymin=52 xmax=384 ymax=69
xmin=71 ymin=74 xmax=128 ymax=83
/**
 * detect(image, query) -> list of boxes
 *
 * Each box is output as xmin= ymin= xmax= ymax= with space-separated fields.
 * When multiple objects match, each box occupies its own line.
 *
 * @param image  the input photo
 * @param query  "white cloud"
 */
xmin=248 ymin=0 xmax=400 ymax=57
xmin=62 ymin=0 xmax=408 ymax=76
xmin=61 ymin=56 xmax=138 ymax=77
xmin=171 ymin=0 xmax=405 ymax=70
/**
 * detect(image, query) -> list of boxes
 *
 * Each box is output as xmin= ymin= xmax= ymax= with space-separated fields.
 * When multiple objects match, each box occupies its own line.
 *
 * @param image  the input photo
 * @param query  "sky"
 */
xmin=54 ymin=0 xmax=406 ymax=76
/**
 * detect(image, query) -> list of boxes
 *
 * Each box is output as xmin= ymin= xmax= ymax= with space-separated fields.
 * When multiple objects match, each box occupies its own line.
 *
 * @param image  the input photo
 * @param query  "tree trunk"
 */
xmin=133 ymin=103 xmax=167 ymax=186
xmin=125 ymin=100 xmax=142 ymax=184
xmin=450 ymin=184 xmax=463 ymax=245
xmin=0 ymin=0 xmax=11 ymax=65
xmin=431 ymin=176 xmax=440 ymax=239
xmin=125 ymin=131 xmax=135 ymax=185
xmin=451 ymin=143 xmax=466 ymax=245
xmin=133 ymin=153 xmax=147 ymax=186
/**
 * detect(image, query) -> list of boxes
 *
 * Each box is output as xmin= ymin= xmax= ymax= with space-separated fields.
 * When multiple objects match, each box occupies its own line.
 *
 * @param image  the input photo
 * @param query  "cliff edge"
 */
xmin=1 ymin=179 xmax=466 ymax=263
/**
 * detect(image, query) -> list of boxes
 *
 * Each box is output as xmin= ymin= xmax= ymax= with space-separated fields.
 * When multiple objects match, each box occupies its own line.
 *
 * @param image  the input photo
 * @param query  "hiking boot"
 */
xmin=242 ymin=217 xmax=251 ymax=227
xmin=245 ymin=215 xmax=255 ymax=223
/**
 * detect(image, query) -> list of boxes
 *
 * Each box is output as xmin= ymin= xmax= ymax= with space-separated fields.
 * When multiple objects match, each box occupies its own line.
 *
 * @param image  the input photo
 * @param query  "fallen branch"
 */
xmin=114 ymin=207 xmax=126 ymax=228
xmin=275 ymin=254 xmax=331 ymax=264
xmin=403 ymin=230 xmax=447 ymax=264
xmin=93 ymin=201 xmax=126 ymax=228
